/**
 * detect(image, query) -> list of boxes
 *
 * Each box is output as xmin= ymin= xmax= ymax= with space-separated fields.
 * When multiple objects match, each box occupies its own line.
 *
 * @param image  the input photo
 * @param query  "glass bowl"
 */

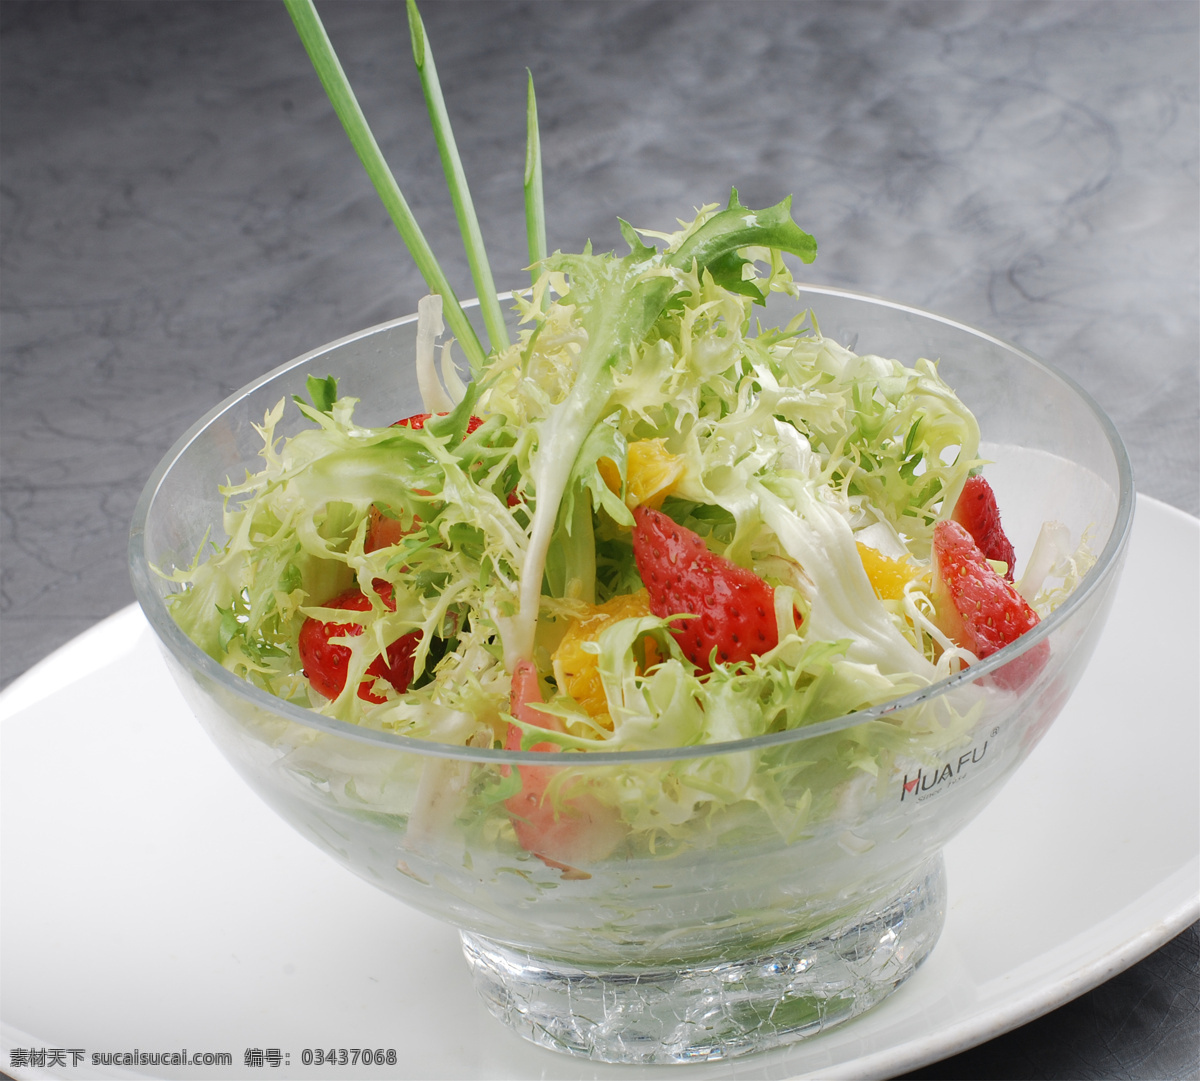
xmin=129 ymin=285 xmax=1133 ymax=1064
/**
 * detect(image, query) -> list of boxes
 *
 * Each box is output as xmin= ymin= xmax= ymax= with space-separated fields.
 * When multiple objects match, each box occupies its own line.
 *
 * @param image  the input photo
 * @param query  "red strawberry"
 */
xmin=364 ymin=501 xmax=424 ymax=554
xmin=391 ymin=411 xmax=483 ymax=434
xmin=364 ymin=412 xmax=484 ymax=552
xmin=932 ymin=520 xmax=1047 ymax=691
xmin=951 ymin=475 xmax=1017 ymax=581
xmin=631 ymin=505 xmax=779 ymax=674
xmin=298 ymin=584 xmax=419 ymax=702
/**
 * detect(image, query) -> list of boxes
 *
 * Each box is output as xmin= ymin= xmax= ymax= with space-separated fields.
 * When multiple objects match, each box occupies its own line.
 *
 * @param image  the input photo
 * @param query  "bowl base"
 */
xmin=461 ymin=854 xmax=946 ymax=1063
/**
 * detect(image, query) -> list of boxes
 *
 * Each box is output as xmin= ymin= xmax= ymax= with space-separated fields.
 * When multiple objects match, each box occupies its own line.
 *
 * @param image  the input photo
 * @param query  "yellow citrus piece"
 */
xmin=599 ymin=439 xmax=684 ymax=511
xmin=857 ymin=542 xmax=922 ymax=600
xmin=597 ymin=456 xmax=622 ymax=498
xmin=552 ymin=590 xmax=660 ymax=728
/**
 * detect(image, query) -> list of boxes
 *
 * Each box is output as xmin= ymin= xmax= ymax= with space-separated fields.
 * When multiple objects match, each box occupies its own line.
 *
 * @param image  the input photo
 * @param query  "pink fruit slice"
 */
xmin=933 ymin=520 xmax=1048 ymax=691
xmin=951 ymin=475 xmax=1017 ymax=581
xmin=631 ymin=505 xmax=780 ymax=673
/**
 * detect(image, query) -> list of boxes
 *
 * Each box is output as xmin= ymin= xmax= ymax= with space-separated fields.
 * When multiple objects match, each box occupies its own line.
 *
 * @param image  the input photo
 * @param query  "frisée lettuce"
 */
xmin=167 ymin=198 xmax=986 ymax=757
xmin=160 ymin=1 xmax=1091 ymax=863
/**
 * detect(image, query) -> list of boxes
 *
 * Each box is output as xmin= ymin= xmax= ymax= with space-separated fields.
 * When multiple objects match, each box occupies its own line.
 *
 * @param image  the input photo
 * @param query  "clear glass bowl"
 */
xmin=129 ymin=286 xmax=1133 ymax=1064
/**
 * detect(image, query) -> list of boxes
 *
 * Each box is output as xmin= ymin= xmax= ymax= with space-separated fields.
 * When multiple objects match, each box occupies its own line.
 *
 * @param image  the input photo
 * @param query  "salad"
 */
xmin=165 ymin=1 xmax=1090 ymax=873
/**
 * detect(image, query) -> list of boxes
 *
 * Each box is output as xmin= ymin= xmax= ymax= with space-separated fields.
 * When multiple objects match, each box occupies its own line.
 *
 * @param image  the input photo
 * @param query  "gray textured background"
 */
xmin=2 ymin=1 xmax=1196 ymax=1077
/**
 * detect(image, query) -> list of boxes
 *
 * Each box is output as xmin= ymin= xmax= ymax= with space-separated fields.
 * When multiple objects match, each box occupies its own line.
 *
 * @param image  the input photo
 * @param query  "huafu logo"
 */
xmin=900 ymin=738 xmax=991 ymax=803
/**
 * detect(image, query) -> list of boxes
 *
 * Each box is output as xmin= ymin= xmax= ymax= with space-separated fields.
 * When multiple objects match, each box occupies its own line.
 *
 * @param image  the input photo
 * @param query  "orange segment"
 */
xmin=599 ymin=439 xmax=685 ymax=511
xmin=552 ymin=590 xmax=660 ymax=727
xmin=627 ymin=439 xmax=684 ymax=509
xmin=597 ymin=456 xmax=622 ymax=498
xmin=856 ymin=542 xmax=922 ymax=600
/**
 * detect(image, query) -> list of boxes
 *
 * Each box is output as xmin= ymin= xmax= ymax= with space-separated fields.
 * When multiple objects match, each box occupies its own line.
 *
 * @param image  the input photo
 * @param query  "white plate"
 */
xmin=2 ymin=495 xmax=1197 ymax=1081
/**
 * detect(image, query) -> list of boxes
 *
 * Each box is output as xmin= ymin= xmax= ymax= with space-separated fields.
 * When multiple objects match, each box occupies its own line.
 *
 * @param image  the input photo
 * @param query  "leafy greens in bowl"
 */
xmin=128 ymin=1 xmax=1134 ymax=1063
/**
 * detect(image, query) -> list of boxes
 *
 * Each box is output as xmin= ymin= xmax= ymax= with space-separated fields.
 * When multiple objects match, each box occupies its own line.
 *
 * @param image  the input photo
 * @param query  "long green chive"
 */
xmin=523 ymin=70 xmax=547 ymax=290
xmin=406 ymin=0 xmax=508 ymax=352
xmin=283 ymin=0 xmax=486 ymax=370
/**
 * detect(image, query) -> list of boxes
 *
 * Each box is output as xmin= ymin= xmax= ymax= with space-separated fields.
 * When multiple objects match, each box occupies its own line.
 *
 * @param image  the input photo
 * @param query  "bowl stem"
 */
xmin=460 ymin=853 xmax=947 ymax=1063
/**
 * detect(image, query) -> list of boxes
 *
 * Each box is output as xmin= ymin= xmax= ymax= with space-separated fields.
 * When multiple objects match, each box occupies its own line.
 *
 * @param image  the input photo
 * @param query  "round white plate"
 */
xmin=2 ymin=495 xmax=1197 ymax=1081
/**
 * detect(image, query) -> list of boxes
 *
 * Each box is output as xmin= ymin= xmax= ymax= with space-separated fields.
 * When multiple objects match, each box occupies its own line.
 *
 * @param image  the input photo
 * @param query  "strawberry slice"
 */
xmin=298 ymin=584 xmax=419 ymax=702
xmin=364 ymin=504 xmax=415 ymax=554
xmin=632 ymin=505 xmax=779 ymax=674
xmin=951 ymin=475 xmax=1017 ymax=581
xmin=391 ymin=411 xmax=483 ymax=434
xmin=932 ymin=520 xmax=1047 ymax=691
xmin=364 ymin=412 xmax=484 ymax=553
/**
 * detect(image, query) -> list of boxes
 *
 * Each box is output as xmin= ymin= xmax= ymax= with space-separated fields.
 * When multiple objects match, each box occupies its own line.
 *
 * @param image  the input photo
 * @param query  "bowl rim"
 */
xmin=129 ymin=285 xmax=1136 ymax=765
